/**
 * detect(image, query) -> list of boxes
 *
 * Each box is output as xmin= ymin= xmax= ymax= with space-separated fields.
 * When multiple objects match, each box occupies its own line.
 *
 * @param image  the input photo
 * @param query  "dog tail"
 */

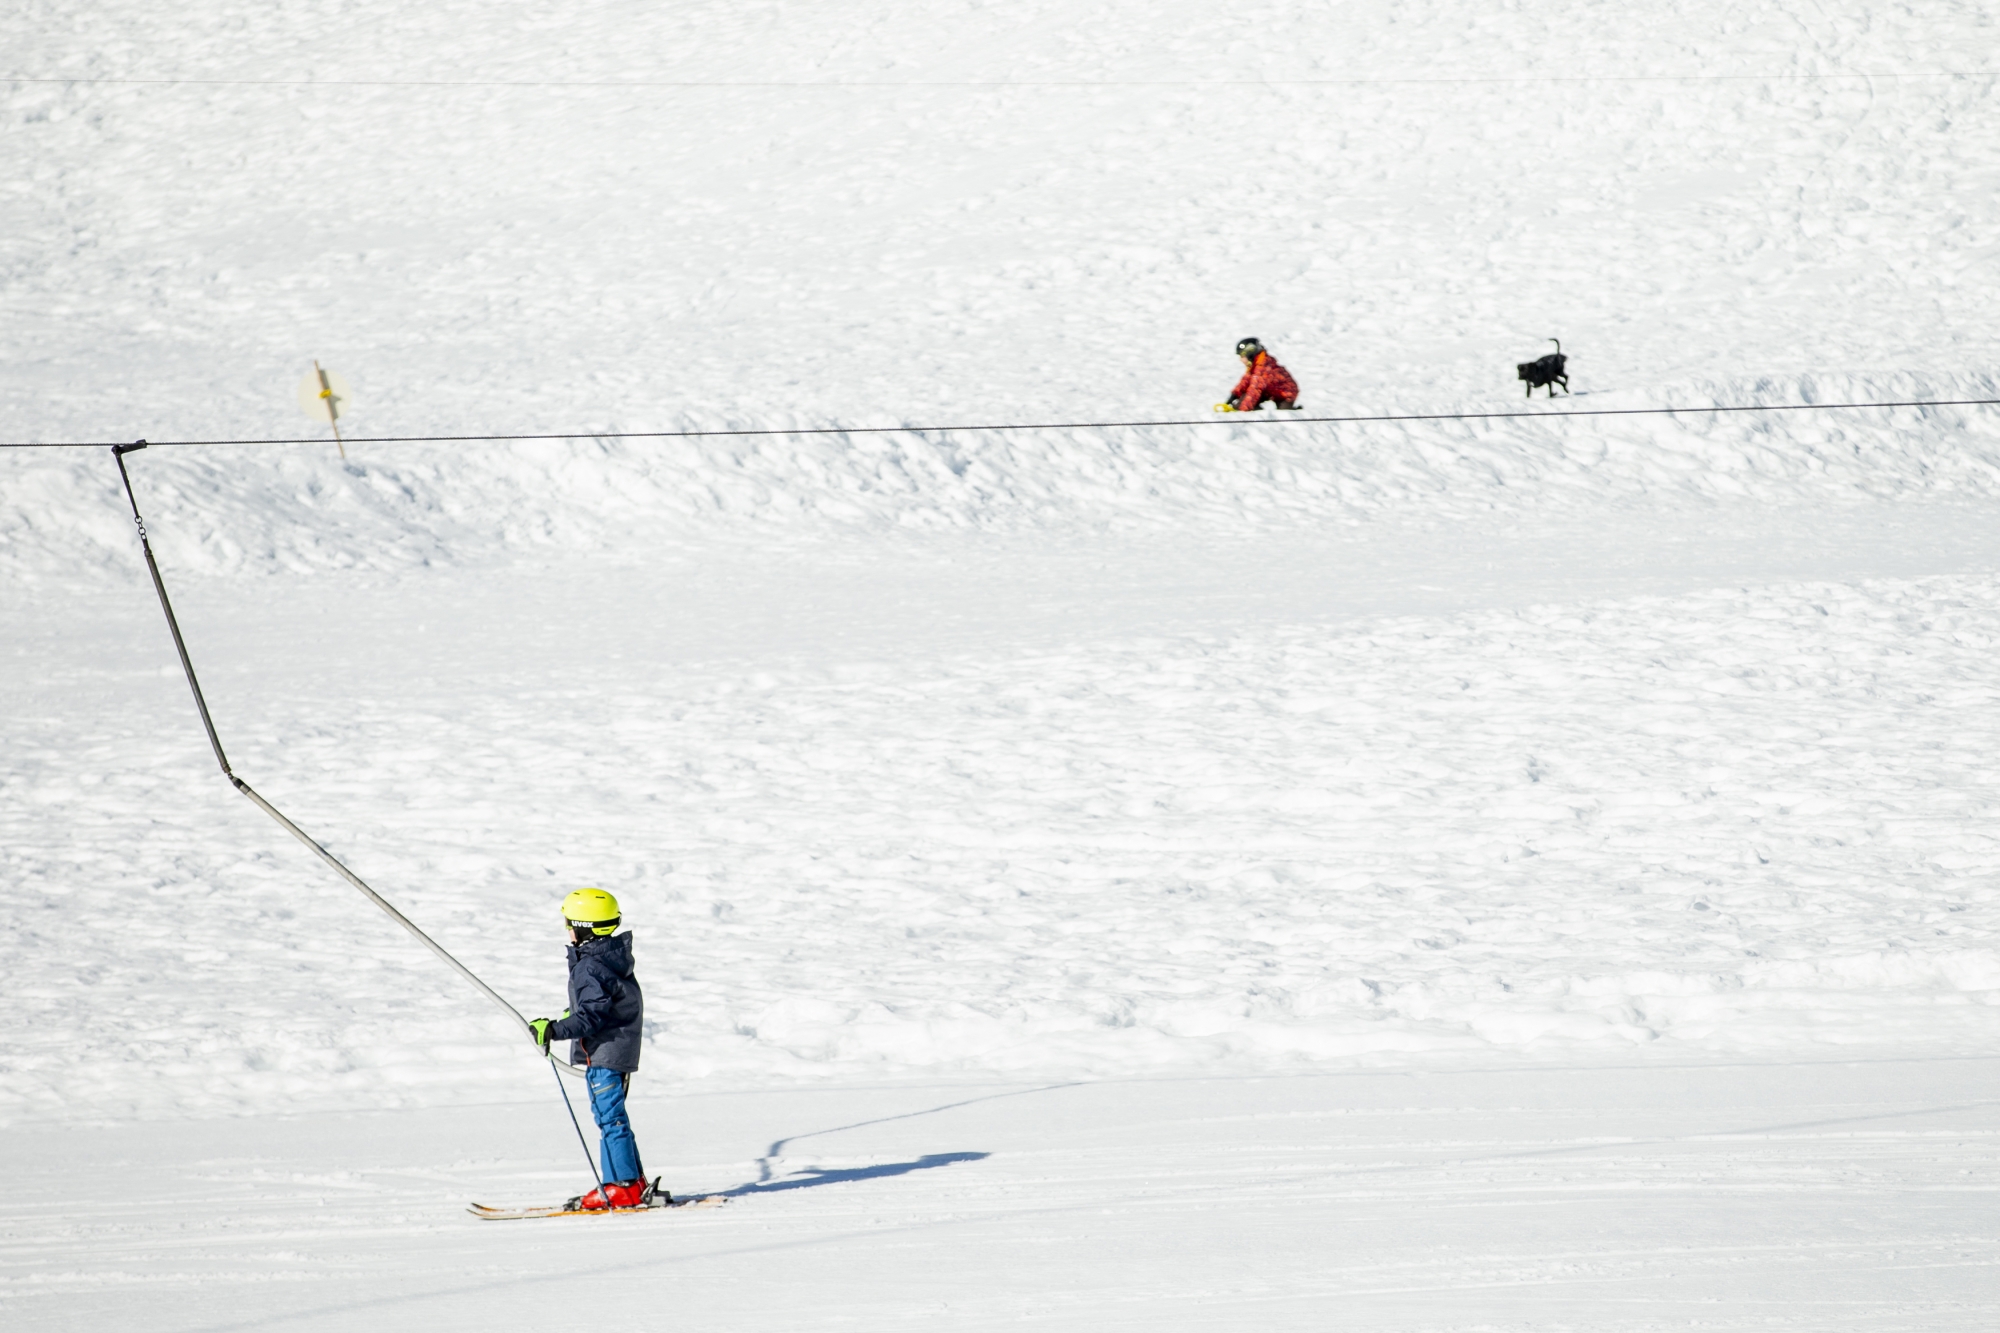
xmin=1549 ymin=338 xmax=1561 ymax=354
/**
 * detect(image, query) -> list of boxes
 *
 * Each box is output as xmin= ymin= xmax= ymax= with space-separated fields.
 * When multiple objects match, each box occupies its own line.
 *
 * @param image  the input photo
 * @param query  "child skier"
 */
xmin=529 ymin=887 xmax=659 ymax=1210
xmin=1215 ymin=338 xmax=1302 ymax=412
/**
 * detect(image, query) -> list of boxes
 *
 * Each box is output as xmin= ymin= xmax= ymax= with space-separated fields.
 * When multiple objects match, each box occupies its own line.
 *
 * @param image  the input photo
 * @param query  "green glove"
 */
xmin=528 ymin=1017 xmax=554 ymax=1053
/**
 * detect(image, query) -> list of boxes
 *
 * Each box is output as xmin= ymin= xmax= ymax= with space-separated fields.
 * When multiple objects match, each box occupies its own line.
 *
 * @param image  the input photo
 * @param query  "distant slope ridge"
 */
xmin=6 ymin=375 xmax=2000 ymax=581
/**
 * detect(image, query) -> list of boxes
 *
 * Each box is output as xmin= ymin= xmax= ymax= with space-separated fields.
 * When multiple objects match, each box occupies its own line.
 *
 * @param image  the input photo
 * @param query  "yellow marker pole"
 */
xmin=315 ymin=359 xmax=346 ymax=459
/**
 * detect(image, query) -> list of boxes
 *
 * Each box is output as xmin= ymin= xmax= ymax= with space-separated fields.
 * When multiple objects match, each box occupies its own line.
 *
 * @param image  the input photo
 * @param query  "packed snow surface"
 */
xmin=6 ymin=1062 xmax=1995 ymax=1330
xmin=4 ymin=1 xmax=2000 ymax=1328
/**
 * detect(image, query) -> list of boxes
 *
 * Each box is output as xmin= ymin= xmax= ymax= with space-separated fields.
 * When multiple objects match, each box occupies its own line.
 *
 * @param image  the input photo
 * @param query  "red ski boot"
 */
xmin=567 ymin=1179 xmax=648 ymax=1211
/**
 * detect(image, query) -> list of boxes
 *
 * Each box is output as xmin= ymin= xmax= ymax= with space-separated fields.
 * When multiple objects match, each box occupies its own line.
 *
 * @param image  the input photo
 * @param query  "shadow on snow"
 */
xmin=719 ymin=1081 xmax=1077 ymax=1197
xmin=722 ymin=1150 xmax=990 ymax=1196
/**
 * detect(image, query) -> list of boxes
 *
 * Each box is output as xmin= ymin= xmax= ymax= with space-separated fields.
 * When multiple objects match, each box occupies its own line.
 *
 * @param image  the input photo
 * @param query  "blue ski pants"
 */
xmin=587 ymin=1066 xmax=645 ymax=1185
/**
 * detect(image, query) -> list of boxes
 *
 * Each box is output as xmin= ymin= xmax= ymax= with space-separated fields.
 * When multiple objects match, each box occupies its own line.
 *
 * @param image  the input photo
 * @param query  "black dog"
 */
xmin=1516 ymin=339 xmax=1568 ymax=397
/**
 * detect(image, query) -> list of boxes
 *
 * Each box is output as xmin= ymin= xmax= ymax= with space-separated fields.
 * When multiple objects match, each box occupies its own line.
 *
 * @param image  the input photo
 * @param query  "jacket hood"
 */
xmin=570 ymin=930 xmax=635 ymax=978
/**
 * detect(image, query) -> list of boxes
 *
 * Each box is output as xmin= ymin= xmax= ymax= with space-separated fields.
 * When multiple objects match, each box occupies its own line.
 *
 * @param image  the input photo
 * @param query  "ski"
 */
xmin=467 ymin=1194 xmax=727 ymax=1221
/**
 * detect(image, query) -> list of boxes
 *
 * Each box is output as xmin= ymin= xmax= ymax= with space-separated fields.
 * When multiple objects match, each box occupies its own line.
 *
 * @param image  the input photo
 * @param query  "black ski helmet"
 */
xmin=1236 ymin=338 xmax=1264 ymax=360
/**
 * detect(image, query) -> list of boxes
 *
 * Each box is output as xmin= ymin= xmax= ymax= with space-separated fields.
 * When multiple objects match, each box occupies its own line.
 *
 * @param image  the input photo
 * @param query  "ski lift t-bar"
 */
xmin=109 ymin=441 xmax=572 ymax=1071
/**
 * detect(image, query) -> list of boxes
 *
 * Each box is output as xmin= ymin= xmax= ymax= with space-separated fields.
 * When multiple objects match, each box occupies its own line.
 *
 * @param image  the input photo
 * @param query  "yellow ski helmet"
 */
xmin=561 ymin=887 xmax=621 ymax=936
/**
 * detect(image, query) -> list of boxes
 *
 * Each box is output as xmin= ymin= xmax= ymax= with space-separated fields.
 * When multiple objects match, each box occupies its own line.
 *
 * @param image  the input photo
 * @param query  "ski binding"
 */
xmin=467 ymin=1191 xmax=726 ymax=1221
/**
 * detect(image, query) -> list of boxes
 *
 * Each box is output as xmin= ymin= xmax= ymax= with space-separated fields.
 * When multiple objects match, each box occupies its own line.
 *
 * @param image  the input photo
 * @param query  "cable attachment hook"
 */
xmin=112 ymin=441 xmax=150 ymax=538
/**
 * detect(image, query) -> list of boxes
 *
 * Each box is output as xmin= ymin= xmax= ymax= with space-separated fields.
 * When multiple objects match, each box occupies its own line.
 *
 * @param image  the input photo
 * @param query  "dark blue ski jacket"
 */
xmin=545 ymin=932 xmax=643 ymax=1072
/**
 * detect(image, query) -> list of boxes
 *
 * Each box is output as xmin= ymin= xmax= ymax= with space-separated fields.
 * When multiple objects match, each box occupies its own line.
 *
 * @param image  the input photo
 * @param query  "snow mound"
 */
xmin=7 ymin=377 xmax=2000 ymax=584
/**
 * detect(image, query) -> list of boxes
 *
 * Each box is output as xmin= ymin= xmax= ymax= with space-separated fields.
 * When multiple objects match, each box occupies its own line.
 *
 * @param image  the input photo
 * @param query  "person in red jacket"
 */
xmin=1217 ymin=338 xmax=1302 ymax=412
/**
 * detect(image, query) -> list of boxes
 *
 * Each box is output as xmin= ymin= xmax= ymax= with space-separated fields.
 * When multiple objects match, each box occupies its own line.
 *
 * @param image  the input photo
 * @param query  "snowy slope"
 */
xmin=6 ymin=0 xmax=2000 ymax=584
xmin=7 ymin=4 xmax=2000 ymax=1328
xmin=3 ymin=1 xmax=1997 ymax=441
xmin=4 ymin=0 xmax=1999 ymax=1136
xmin=6 ymin=1063 xmax=1996 ymax=1331
xmin=10 ymin=552 xmax=2000 ymax=1127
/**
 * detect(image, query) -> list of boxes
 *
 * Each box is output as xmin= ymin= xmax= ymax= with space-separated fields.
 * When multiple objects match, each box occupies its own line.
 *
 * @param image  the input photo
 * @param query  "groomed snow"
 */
xmin=4 ymin=2 xmax=1999 ymax=1329
xmin=5 ymin=1062 xmax=1995 ymax=1330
